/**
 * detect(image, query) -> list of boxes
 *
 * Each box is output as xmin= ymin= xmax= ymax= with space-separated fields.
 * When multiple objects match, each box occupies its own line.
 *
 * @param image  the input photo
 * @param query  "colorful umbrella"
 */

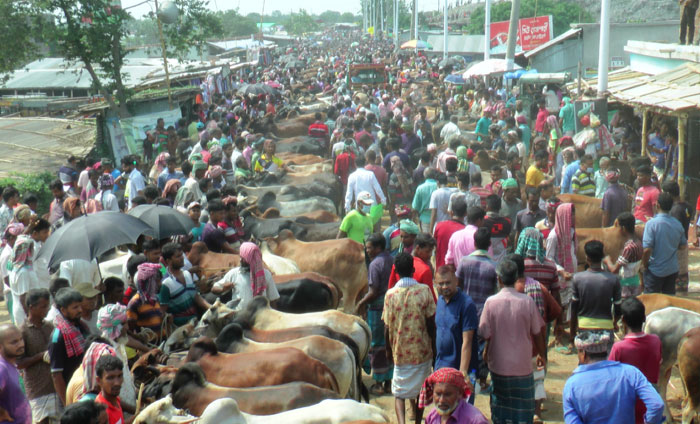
xmin=445 ymin=74 xmax=466 ymax=85
xmin=463 ymin=59 xmax=522 ymax=78
xmin=400 ymin=39 xmax=433 ymax=50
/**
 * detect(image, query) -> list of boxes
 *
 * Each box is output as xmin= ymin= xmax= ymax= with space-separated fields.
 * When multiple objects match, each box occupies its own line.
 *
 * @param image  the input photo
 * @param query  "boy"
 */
xmin=604 ymin=212 xmax=644 ymax=298
xmin=94 ymin=355 xmax=124 ymax=424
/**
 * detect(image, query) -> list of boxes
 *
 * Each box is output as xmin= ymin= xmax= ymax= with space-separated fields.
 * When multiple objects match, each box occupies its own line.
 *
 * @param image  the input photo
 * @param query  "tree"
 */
xmin=152 ymin=0 xmax=223 ymax=62
xmin=319 ymin=10 xmax=341 ymax=24
xmin=217 ymin=10 xmax=257 ymax=37
xmin=285 ymin=9 xmax=318 ymax=35
xmin=465 ymin=0 xmax=592 ymax=37
xmin=340 ymin=12 xmax=357 ymax=23
xmin=0 ymin=0 xmax=38 ymax=83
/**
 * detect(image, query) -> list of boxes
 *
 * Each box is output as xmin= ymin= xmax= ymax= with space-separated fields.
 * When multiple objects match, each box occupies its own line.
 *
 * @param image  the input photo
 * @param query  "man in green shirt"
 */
xmin=559 ymin=97 xmax=576 ymax=136
xmin=412 ymin=168 xmax=439 ymax=233
xmin=338 ymin=191 xmax=382 ymax=244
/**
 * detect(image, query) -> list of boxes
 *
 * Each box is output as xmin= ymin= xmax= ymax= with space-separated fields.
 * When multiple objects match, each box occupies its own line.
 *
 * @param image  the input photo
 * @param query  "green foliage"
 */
xmin=319 ymin=10 xmax=341 ymax=23
xmin=340 ymin=12 xmax=358 ymax=23
xmin=465 ymin=0 xmax=592 ymax=36
xmin=0 ymin=172 xmax=56 ymax=216
xmin=286 ymin=9 xmax=318 ymax=35
xmin=0 ymin=0 xmax=37 ymax=84
xmin=155 ymin=0 xmax=224 ymax=61
xmin=216 ymin=9 xmax=257 ymax=37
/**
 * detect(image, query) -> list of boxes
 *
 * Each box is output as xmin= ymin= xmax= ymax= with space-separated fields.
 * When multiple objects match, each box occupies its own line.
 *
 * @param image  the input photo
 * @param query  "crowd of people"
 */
xmin=0 ymin=26 xmax=693 ymax=424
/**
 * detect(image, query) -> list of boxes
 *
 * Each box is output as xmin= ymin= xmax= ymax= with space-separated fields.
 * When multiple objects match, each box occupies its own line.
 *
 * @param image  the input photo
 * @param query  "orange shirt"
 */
xmin=388 ymin=256 xmax=436 ymax=302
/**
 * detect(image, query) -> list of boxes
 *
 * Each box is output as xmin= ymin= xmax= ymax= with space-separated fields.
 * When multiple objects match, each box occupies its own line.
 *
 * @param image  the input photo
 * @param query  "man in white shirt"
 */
xmin=95 ymin=175 xmax=119 ymax=212
xmin=59 ymin=259 xmax=101 ymax=289
xmin=344 ymin=156 xmax=386 ymax=213
xmin=440 ymin=115 xmax=461 ymax=144
xmin=212 ymin=242 xmax=279 ymax=311
xmin=230 ymin=137 xmax=245 ymax=173
xmin=124 ymin=156 xmax=145 ymax=209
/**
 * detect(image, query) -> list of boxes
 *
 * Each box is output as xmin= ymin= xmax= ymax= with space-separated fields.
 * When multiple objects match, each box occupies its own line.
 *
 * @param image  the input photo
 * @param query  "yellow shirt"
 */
xmin=525 ymin=164 xmax=545 ymax=187
xmin=253 ymin=154 xmax=283 ymax=173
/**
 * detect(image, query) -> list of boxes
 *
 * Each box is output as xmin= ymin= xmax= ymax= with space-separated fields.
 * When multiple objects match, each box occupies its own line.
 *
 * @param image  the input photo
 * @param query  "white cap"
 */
xmin=357 ymin=191 xmax=374 ymax=205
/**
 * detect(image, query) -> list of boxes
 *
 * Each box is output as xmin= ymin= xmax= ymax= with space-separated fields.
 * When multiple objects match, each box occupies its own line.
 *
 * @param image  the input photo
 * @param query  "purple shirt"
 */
xmin=425 ymin=399 xmax=489 ymax=424
xmin=455 ymin=251 xmax=497 ymax=316
xmin=368 ymin=251 xmax=394 ymax=301
xmin=0 ymin=357 xmax=31 ymax=424
xmin=601 ymin=183 xmax=629 ymax=227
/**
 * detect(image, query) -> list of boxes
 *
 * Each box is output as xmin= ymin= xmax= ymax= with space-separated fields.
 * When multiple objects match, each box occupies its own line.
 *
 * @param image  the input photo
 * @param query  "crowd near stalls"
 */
xmin=0 ymin=25 xmax=697 ymax=424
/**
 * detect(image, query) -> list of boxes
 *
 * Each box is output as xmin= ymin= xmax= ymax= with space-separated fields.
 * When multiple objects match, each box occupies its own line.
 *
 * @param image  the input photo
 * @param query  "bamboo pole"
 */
xmin=678 ymin=115 xmax=687 ymax=198
xmin=641 ymin=109 xmax=648 ymax=157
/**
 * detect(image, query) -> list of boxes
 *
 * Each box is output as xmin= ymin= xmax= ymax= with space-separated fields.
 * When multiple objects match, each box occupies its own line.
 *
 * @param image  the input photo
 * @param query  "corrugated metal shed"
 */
xmin=0 ymin=118 xmax=96 ymax=177
xmin=523 ymin=28 xmax=581 ymax=59
xmin=567 ymin=68 xmax=647 ymax=96
xmin=605 ymin=63 xmax=700 ymax=112
xmin=208 ymin=39 xmax=275 ymax=52
xmin=426 ymin=35 xmax=485 ymax=54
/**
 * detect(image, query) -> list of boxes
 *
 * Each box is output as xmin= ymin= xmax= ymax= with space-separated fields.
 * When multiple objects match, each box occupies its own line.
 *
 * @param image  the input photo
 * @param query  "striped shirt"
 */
xmin=571 ymin=169 xmax=595 ymax=196
xmin=524 ymin=257 xmax=560 ymax=292
xmin=127 ymin=294 xmax=164 ymax=335
xmin=455 ymin=251 xmax=498 ymax=317
xmin=159 ymin=271 xmax=198 ymax=327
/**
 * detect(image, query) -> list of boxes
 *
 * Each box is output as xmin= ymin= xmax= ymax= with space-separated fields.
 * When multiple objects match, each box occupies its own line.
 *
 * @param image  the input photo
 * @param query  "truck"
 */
xmin=346 ymin=63 xmax=388 ymax=89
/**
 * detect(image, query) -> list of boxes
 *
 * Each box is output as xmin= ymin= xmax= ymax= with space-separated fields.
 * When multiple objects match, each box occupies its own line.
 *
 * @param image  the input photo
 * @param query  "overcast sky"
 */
xmin=120 ymin=0 xmax=444 ymax=20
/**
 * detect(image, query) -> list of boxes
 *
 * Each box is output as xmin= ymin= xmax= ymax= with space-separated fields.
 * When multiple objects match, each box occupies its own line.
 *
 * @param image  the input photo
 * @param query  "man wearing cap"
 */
xmin=563 ymin=330 xmax=664 ymax=424
xmin=499 ymin=178 xmax=524 ymax=229
xmin=338 ymin=191 xmax=382 ymax=245
xmin=601 ymin=169 xmax=629 ymax=227
xmin=345 ymin=155 xmax=386 ymax=214
xmin=419 ymin=368 xmax=488 ymax=424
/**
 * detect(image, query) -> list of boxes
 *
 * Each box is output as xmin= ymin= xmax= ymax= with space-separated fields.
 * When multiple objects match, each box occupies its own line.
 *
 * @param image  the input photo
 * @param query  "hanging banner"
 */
xmin=489 ymin=15 xmax=553 ymax=54
xmin=106 ymin=109 xmax=182 ymax=163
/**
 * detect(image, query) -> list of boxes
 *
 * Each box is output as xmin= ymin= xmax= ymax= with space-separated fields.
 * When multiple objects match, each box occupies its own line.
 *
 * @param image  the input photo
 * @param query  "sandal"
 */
xmin=369 ymin=383 xmax=385 ymax=396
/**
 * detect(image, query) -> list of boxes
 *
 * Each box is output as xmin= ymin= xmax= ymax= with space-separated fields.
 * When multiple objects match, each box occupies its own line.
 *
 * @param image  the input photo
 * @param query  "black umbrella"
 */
xmin=438 ymin=57 xmax=460 ymax=69
xmin=239 ymin=83 xmax=274 ymax=96
xmin=128 ymin=204 xmax=195 ymax=239
xmin=37 ymin=211 xmax=152 ymax=269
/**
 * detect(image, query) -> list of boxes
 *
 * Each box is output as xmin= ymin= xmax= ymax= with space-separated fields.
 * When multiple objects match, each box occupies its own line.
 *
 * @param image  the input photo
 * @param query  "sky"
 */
xmin=119 ymin=0 xmax=450 ymax=20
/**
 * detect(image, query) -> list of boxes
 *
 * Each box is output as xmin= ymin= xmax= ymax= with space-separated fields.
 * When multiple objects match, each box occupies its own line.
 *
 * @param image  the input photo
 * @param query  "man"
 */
xmin=0 ymin=323 xmax=31 ymax=424
xmin=48 ymin=180 xmax=68 ymax=225
xmin=570 ymin=240 xmax=622 ymax=354
xmin=413 ymin=169 xmax=439 ymax=233
xmin=355 ymin=234 xmax=394 ymax=395
xmin=642 ymin=192 xmax=687 ymax=294
xmin=401 ymin=122 xmax=420 ymax=157
xmin=608 ymin=298 xmax=662 ymax=424
xmin=338 ymin=191 xmax=381 ymax=244
xmin=9 ymin=235 xmax=41 ymax=326
xmin=159 ymin=242 xmax=211 ymax=327
xmin=126 ymin=262 xmax=165 ymax=339
xmin=448 ymin=172 xmax=481 ymax=217
xmin=383 ymin=252 xmax=436 ymax=424
xmin=49 ymin=288 xmax=89 ymax=406
xmin=429 ymin=173 xmax=458 ymax=234
xmin=388 ymin=233 xmax=437 ymax=302
xmin=0 ymin=187 xmax=19 ymax=235
xmin=94 ymin=355 xmax=124 ymax=424
xmin=437 ymin=139 xmax=459 ymax=173
xmin=594 ymin=156 xmax=611 ymax=199
xmin=308 ymin=112 xmax=330 ymax=143
xmin=516 ymin=227 xmax=561 ymax=306
xmin=478 ymin=259 xmax=545 ymax=424
xmin=634 ymin=165 xmax=660 ymax=223
xmin=418 ymin=368 xmax=488 ymax=424
xmin=469 ymin=173 xmax=491 ymax=210
xmin=253 ymin=140 xmax=290 ymax=173
xmin=603 ymin=212 xmax=644 ymax=299
xmin=681 ymin=0 xmax=699 ymax=44
xmin=157 ymin=156 xmax=184 ymax=191
xmin=525 ymin=150 xmax=552 ymax=189
xmin=563 ymin=331 xmax=664 ymax=424
xmin=499 ymin=178 xmax=524 ymax=230
xmin=648 ymin=122 xmax=669 ymax=177
xmin=433 ymin=196 xmax=466 ymax=271
xmin=484 ymin=195 xmax=512 ymax=263
xmin=211 ymin=242 xmax=279 ymax=312
xmin=440 ymin=115 xmax=461 ymax=144
xmin=229 ymin=137 xmax=246 ymax=175
xmin=18 ymin=289 xmax=60 ymax=424
xmin=474 ymin=111 xmax=491 ymax=142
xmin=601 ymin=169 xmax=629 ymax=227
xmin=559 ymin=97 xmax=576 ymax=136
xmin=123 ymin=156 xmax=145 ymax=210
xmin=334 ymin=141 xmax=356 ymax=189
xmin=515 ymin=188 xmax=547 ymax=246
xmin=445 ymin=207 xmax=492 ymax=266
xmin=664 ymin=180 xmax=693 ymax=292
xmin=455 ymin=227 xmax=497 ymax=318
xmin=345 ymin=156 xmax=386 ymax=214
xmin=382 ymin=138 xmax=411 ymax=173
xmin=201 ymin=200 xmax=237 ymax=254
xmin=435 ymin=267 xmax=478 ymax=389
xmin=561 ymin=148 xmax=585 ymax=194
xmin=571 ymin=154 xmax=596 ymax=197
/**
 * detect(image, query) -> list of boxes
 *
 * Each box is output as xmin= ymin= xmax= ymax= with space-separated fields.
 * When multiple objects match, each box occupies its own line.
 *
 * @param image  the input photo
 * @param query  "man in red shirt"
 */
xmin=469 ymin=173 xmax=492 ymax=210
xmin=94 ymin=355 xmax=125 ymax=424
xmin=433 ymin=196 xmax=466 ymax=270
xmin=608 ymin=298 xmax=662 ymax=424
xmin=308 ymin=112 xmax=329 ymax=147
xmin=334 ymin=143 xmax=356 ymax=188
xmin=633 ymin=166 xmax=660 ymax=223
xmin=388 ymin=233 xmax=437 ymax=302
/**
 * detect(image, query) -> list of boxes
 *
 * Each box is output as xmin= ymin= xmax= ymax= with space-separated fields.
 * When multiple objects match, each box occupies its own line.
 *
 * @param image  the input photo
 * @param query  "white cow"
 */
xmin=644 ymin=307 xmax=700 ymax=423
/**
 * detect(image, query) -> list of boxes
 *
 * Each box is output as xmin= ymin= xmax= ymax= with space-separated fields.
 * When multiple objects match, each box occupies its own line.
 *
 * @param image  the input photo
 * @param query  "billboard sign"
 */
xmin=489 ymin=15 xmax=553 ymax=54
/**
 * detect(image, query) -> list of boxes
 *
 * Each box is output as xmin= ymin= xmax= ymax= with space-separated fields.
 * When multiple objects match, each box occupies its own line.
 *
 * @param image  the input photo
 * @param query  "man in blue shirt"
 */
xmin=434 ymin=266 xmax=478 ymax=403
xmin=157 ymin=156 xmax=185 ymax=191
xmin=564 ymin=331 xmax=664 ymax=424
xmin=474 ymin=111 xmax=492 ymax=142
xmin=561 ymin=148 xmax=585 ymax=194
xmin=648 ymin=123 xmax=669 ymax=177
xmin=642 ymin=192 xmax=687 ymax=294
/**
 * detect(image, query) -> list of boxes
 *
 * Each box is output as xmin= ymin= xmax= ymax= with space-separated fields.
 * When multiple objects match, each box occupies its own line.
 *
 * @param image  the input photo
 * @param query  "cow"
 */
xmin=644 ymin=307 xmax=700 ymax=422
xmin=215 ymin=323 xmax=357 ymax=399
xmin=256 ymin=192 xmax=337 ymax=216
xmin=274 ymin=276 xmax=338 ymax=312
xmin=277 ymin=152 xmax=326 ymax=165
xmin=235 ymin=297 xmax=371 ymax=362
xmin=263 ymin=230 xmax=368 ymax=313
xmin=638 ymin=294 xmax=700 ymax=316
xmin=558 ymin=194 xmax=603 ymax=229
xmin=171 ymin=363 xmax=340 ymax=416
xmin=132 ymin=396 xmax=196 ymax=424
xmin=273 ymin=113 xmax=324 ymax=138
xmin=197 ymin=398 xmax=388 ymax=424
xmin=259 ymin=208 xmax=338 ymax=223
xmin=185 ymin=337 xmax=341 ymax=393
xmin=187 ymin=242 xmax=239 ymax=278
xmin=274 ymin=272 xmax=341 ymax=311
xmin=288 ymin=162 xmax=333 ymax=175
xmin=678 ymin=327 xmax=700 ymax=424
xmin=244 ymin=215 xmax=340 ymax=242
xmin=574 ymin=224 xmax=645 ymax=269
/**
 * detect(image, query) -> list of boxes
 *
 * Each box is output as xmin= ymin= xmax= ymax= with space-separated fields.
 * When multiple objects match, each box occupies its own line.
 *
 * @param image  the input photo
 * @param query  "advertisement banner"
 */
xmin=489 ymin=15 xmax=553 ymax=54
xmin=106 ymin=109 xmax=182 ymax=164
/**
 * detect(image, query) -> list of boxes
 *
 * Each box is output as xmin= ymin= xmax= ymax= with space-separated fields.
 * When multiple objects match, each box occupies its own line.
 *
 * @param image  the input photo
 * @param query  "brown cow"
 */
xmin=575 ymin=224 xmax=645 ymax=270
xmin=277 ymin=152 xmax=326 ymax=165
xmin=274 ymin=113 xmax=323 ymax=137
xmin=185 ymin=338 xmax=340 ymax=393
xmin=558 ymin=194 xmax=603 ymax=229
xmin=638 ymin=293 xmax=700 ymax=316
xmin=263 ymin=229 xmax=367 ymax=313
xmin=187 ymin=242 xmax=239 ymax=278
xmin=678 ymin=327 xmax=700 ymax=424
xmin=171 ymin=363 xmax=340 ymax=416
xmin=261 ymin=208 xmax=339 ymax=223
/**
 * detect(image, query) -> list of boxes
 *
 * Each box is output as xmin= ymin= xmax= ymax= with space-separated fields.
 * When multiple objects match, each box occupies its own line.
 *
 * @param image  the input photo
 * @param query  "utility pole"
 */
xmin=597 ymin=0 xmax=611 ymax=93
xmin=394 ymin=0 xmax=399 ymax=50
xmin=504 ymin=0 xmax=520 ymax=71
xmin=380 ymin=0 xmax=384 ymax=33
xmin=363 ymin=0 xmax=368 ymax=33
xmin=413 ymin=0 xmax=418 ymax=54
xmin=443 ymin=0 xmax=448 ymax=59
xmin=484 ymin=0 xmax=491 ymax=61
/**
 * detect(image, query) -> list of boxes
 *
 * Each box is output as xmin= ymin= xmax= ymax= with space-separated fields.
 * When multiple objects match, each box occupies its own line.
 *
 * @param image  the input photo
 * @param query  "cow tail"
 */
xmin=326 ymin=368 xmax=341 ymax=395
xmin=358 ymin=319 xmax=372 ymax=362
